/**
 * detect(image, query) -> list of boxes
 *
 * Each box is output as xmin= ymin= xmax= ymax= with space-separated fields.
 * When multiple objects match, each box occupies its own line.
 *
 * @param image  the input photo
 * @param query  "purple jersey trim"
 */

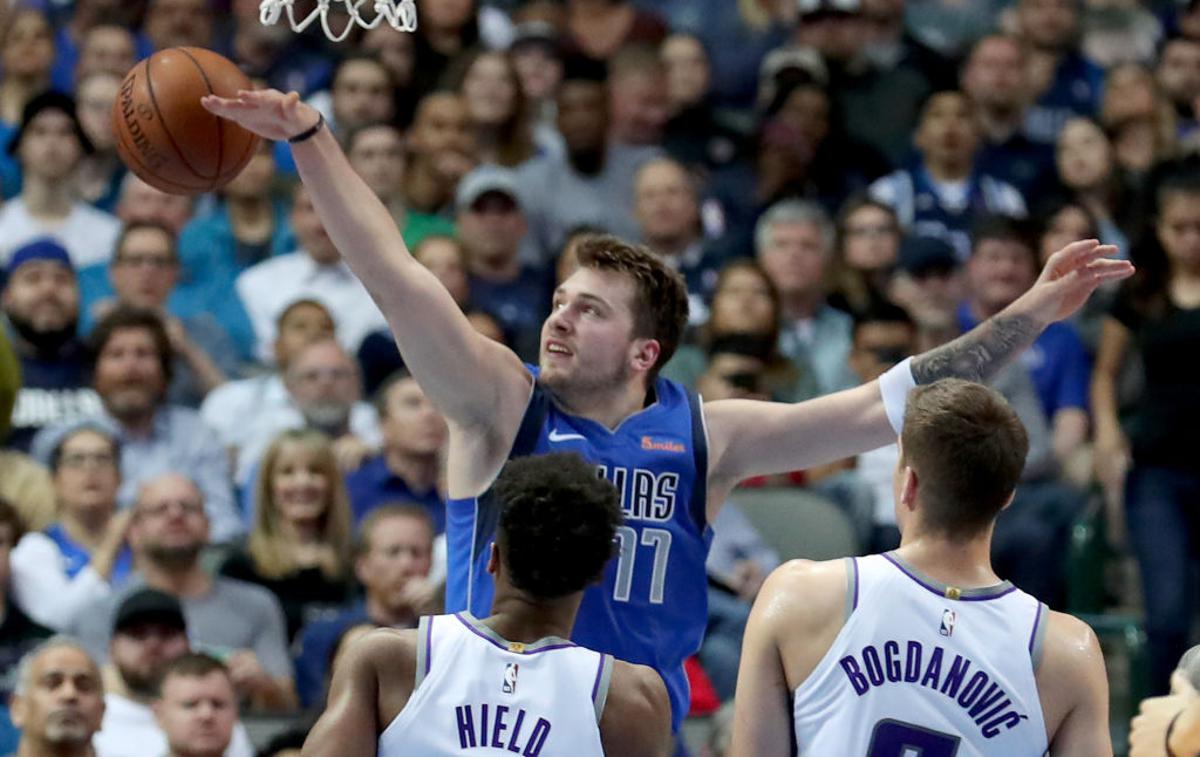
xmin=591 ymin=654 xmax=607 ymax=701
xmin=453 ymin=613 xmax=577 ymax=654
xmin=852 ymin=557 xmax=860 ymax=611
xmin=425 ymin=618 xmax=433 ymax=676
xmin=882 ymin=553 xmax=1018 ymax=602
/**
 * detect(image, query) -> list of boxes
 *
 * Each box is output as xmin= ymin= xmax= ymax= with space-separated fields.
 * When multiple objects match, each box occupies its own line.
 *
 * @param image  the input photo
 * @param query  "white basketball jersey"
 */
xmin=380 ymin=612 xmax=612 ymax=756
xmin=793 ymin=553 xmax=1049 ymax=756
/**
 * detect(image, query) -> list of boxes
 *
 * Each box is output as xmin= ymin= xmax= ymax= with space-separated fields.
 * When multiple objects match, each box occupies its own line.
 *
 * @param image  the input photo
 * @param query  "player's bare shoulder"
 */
xmin=600 ymin=661 xmax=672 ymax=757
xmin=759 ymin=559 xmax=849 ymax=631
xmin=1035 ymin=610 xmax=1111 ymax=753
xmin=348 ymin=627 xmax=423 ymax=722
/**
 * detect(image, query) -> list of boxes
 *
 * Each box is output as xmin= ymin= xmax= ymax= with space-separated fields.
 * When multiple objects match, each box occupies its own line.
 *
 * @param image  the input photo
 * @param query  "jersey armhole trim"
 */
xmin=414 ymin=616 xmax=432 ymax=691
xmin=1029 ymin=602 xmax=1049 ymax=670
xmin=687 ymin=390 xmax=710 ymax=531
xmin=592 ymin=653 xmax=614 ymax=723
xmin=844 ymin=557 xmax=859 ymax=621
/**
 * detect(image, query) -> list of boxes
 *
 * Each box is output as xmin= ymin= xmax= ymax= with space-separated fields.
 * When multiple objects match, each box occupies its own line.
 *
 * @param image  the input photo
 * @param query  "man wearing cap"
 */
xmin=456 ymin=166 xmax=549 ymax=362
xmin=0 ymin=91 xmax=121 ymax=267
xmin=93 ymin=588 xmax=255 ymax=757
xmin=1 ymin=238 xmax=102 ymax=452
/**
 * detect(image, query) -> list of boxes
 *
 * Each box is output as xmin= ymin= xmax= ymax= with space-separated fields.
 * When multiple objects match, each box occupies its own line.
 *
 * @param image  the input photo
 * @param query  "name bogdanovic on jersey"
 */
xmin=838 ymin=640 xmax=1030 ymax=739
xmin=792 ymin=553 xmax=1050 ymax=756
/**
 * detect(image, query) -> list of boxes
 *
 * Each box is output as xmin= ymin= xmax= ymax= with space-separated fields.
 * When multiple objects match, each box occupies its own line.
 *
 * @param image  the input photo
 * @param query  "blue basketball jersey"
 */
xmin=446 ymin=366 xmax=711 ymax=730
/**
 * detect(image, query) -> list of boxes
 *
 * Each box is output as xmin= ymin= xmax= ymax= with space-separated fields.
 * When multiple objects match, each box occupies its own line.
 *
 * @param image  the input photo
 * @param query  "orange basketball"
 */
xmin=113 ymin=47 xmax=260 ymax=195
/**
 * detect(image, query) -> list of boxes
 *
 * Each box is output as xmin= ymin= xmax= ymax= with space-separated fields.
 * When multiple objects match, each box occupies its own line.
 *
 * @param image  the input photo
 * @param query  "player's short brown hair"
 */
xmin=574 ymin=235 xmax=689 ymax=382
xmin=900 ymin=379 xmax=1028 ymax=540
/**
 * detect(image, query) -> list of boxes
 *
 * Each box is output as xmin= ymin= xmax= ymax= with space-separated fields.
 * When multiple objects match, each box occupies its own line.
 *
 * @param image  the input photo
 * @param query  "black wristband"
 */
xmin=288 ymin=112 xmax=325 ymax=144
xmin=1167 ymin=709 xmax=1184 ymax=757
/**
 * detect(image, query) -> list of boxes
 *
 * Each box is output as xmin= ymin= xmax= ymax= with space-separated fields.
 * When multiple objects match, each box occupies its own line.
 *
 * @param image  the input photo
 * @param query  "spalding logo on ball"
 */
xmin=113 ymin=48 xmax=260 ymax=196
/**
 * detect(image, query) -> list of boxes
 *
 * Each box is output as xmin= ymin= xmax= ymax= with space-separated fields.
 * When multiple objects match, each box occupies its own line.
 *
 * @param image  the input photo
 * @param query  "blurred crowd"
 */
xmin=0 ymin=0 xmax=1199 ymax=752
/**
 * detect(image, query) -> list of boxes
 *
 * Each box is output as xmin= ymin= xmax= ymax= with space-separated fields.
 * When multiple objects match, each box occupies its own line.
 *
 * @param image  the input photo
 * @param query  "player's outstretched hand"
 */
xmin=201 ymin=88 xmax=319 ymax=142
xmin=1017 ymin=239 xmax=1134 ymax=325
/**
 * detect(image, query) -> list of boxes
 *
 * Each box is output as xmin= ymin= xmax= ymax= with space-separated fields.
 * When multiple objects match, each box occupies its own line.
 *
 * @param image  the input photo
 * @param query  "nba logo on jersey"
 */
xmin=502 ymin=663 xmax=519 ymax=694
xmin=940 ymin=609 xmax=956 ymax=637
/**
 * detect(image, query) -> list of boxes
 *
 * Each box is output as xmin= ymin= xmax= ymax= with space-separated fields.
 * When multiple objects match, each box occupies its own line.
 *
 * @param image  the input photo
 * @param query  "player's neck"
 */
xmin=892 ymin=532 xmax=1002 ymax=589
xmin=484 ymin=593 xmax=581 ymax=645
xmin=553 ymin=379 xmax=650 ymax=431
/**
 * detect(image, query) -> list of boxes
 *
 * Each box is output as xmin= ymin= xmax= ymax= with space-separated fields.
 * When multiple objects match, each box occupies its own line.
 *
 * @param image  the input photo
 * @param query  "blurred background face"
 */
xmin=157 ymin=672 xmax=237 ymax=757
xmin=914 ymin=93 xmax=979 ymax=166
xmin=116 ymin=176 xmax=195 ymax=234
xmin=1039 ymin=205 xmax=1095 ymax=264
xmin=841 ymin=205 xmax=900 ymax=271
xmin=610 ymin=67 xmax=669 ymax=145
xmin=697 ymin=352 xmax=768 ymax=401
xmin=130 ymin=475 xmax=209 ymax=562
xmin=12 ymin=647 xmax=104 ymax=748
xmin=1017 ymin=0 xmax=1078 ymax=51
xmin=286 ymin=341 xmax=359 ymax=431
xmin=758 ymin=221 xmax=828 ymax=298
xmin=1157 ymin=39 xmax=1200 ymax=109
xmin=462 ymin=53 xmax=519 ymax=127
xmin=962 ymin=37 xmax=1026 ymax=112
xmin=414 ymin=238 xmax=470 ymax=306
xmin=661 ymin=34 xmax=710 ymax=113
xmin=418 ymin=0 xmax=473 ymax=31
xmin=1 ymin=261 xmax=79 ymax=334
xmin=76 ymin=73 xmax=122 ymax=151
xmin=457 ymin=193 xmax=527 ymax=264
xmin=269 ymin=442 xmax=330 ymax=527
xmin=145 ymin=0 xmax=213 ymax=50
xmin=512 ymin=43 xmax=563 ymax=102
xmin=274 ymin=303 xmax=336 ymax=369
xmin=775 ymin=85 xmax=831 ymax=151
xmin=1158 ymin=191 xmax=1200 ymax=271
xmin=94 ymin=328 xmax=166 ymax=419
xmin=363 ymin=26 xmax=416 ymax=89
xmin=222 ymin=141 xmax=275 ymax=199
xmin=634 ymin=160 xmax=698 ymax=245
xmin=408 ymin=93 xmax=476 ymax=182
xmin=1056 ymin=118 xmax=1113 ymax=190
xmin=557 ymin=81 xmax=609 ymax=155
xmin=348 ymin=125 xmax=406 ymax=199
xmin=710 ymin=267 xmax=775 ymax=334
xmin=355 ymin=514 xmax=434 ymax=610
xmin=381 ymin=377 xmax=447 ymax=457
xmin=20 ymin=111 xmax=84 ymax=182
xmin=77 ymin=25 xmax=137 ymax=81
xmin=332 ymin=60 xmax=394 ymax=132
xmin=110 ymin=622 xmax=189 ymax=696
xmin=291 ymin=188 xmax=339 ymax=264
xmin=850 ymin=321 xmax=916 ymax=382
xmin=967 ymin=239 xmax=1038 ymax=312
xmin=3 ymin=10 xmax=54 ymax=79
xmin=54 ymin=430 xmax=120 ymax=519
xmin=112 ymin=227 xmax=178 ymax=310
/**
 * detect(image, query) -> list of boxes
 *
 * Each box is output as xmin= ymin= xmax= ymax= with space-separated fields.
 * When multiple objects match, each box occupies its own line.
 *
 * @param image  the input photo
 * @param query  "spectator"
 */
xmin=887 ymin=234 xmax=964 ymax=351
xmin=154 ymin=654 xmax=242 ymax=757
xmin=0 ymin=91 xmax=120 ymax=267
xmin=1100 ymin=62 xmax=1179 ymax=177
xmin=1014 ymin=0 xmax=1105 ymax=144
xmin=869 ymin=90 xmax=1027 ymax=260
xmin=49 ymin=0 xmax=147 ymax=95
xmin=608 ymin=44 xmax=670 ymax=148
xmin=958 ymin=215 xmax=1092 ymax=474
xmin=292 ymin=504 xmax=434 ymax=709
xmin=755 ymin=200 xmax=857 ymax=396
xmin=32 ymin=307 xmax=242 ymax=542
xmin=633 ymin=157 xmax=728 ymax=322
xmin=2 ymin=239 xmax=102 ymax=452
xmin=361 ymin=24 xmax=418 ymax=127
xmin=323 ymin=53 xmax=395 ymax=142
xmin=143 ymin=0 xmax=213 ymax=51
xmin=91 ymin=223 xmax=239 ymax=408
xmin=219 ymin=430 xmax=355 ymax=643
xmin=0 ymin=498 xmax=52 ymax=695
xmin=509 ymin=21 xmax=566 ymax=143
xmin=113 ymin=174 xmax=195 ymax=236
xmin=413 ymin=235 xmax=470 ymax=310
xmin=962 ymin=34 xmax=1058 ymax=208
xmin=69 ymin=474 xmax=297 ymax=712
xmin=1054 ymin=116 xmax=1134 ymax=251
xmin=400 ymin=92 xmax=477 ymax=216
xmin=659 ymin=33 xmax=743 ymax=177
xmin=93 ymin=590 xmax=254 ymax=757
xmin=1092 ymin=164 xmax=1200 ymax=693
xmin=73 ymin=71 xmax=124 ymax=212
xmin=563 ymin=0 xmax=667 ymax=62
xmin=345 ymin=122 xmax=456 ymax=250
xmin=229 ymin=10 xmax=331 ymax=105
xmin=1035 ymin=199 xmax=1114 ymax=351
xmin=10 ymin=425 xmax=132 ymax=631
xmin=409 ymin=0 xmax=484 ymax=99
xmin=0 ymin=8 xmax=55 ymax=200
xmin=346 ymin=371 xmax=447 ymax=529
xmin=515 ymin=55 xmax=661 ymax=264
xmin=456 ymin=167 xmax=550 ymax=361
xmin=234 ymin=339 xmax=380 ymax=486
xmin=828 ymin=196 xmax=903 ymax=316
xmin=1156 ymin=35 xmax=1200 ymax=134
xmin=9 ymin=638 xmax=104 ymax=757
xmin=235 ymin=184 xmax=389 ymax=365
xmin=452 ymin=49 xmax=537 ymax=166
xmin=73 ymin=25 xmax=137 ymax=87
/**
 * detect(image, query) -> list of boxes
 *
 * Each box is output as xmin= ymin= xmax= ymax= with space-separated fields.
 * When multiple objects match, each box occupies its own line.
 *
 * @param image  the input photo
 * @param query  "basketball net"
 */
xmin=259 ymin=0 xmax=418 ymax=42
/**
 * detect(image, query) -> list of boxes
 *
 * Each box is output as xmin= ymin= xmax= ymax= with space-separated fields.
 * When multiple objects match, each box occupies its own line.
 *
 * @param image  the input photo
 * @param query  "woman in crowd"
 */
xmin=829 ymin=197 xmax=903 ymax=316
xmin=452 ymin=49 xmax=538 ymax=167
xmin=220 ymin=429 xmax=355 ymax=643
xmin=10 ymin=424 xmax=132 ymax=631
xmin=1055 ymin=116 xmax=1136 ymax=253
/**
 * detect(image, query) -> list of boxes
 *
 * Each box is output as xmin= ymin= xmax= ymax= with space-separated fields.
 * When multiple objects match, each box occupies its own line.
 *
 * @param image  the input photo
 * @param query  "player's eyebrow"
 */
xmin=553 ymin=287 xmax=614 ymax=312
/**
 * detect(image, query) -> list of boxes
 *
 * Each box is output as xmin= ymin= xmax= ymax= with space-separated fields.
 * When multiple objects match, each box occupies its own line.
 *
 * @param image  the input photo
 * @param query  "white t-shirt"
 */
xmin=93 ymin=692 xmax=256 ymax=757
xmin=0 ymin=197 xmax=120 ymax=267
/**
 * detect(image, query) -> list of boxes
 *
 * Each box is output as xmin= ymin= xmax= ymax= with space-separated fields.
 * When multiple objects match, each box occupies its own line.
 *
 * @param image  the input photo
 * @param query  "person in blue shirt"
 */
xmin=345 ymin=371 xmax=446 ymax=530
xmin=1014 ymin=0 xmax=1106 ymax=144
xmin=204 ymin=86 xmax=1132 ymax=732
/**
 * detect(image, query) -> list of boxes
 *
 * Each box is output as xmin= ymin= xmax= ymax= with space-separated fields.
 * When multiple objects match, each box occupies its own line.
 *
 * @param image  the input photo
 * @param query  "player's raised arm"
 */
xmin=704 ymin=239 xmax=1133 ymax=502
xmin=201 ymin=90 xmax=529 ymax=428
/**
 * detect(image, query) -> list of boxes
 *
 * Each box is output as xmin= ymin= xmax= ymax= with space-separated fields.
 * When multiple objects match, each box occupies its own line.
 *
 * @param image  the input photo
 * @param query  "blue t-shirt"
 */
xmin=958 ymin=303 xmax=1090 ymax=418
xmin=44 ymin=522 xmax=134 ymax=584
xmin=345 ymin=455 xmax=446 ymax=533
xmin=446 ymin=367 xmax=711 ymax=730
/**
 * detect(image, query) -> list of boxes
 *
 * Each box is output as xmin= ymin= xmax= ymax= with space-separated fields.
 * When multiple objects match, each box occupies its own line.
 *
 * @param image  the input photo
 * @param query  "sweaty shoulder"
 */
xmin=353 ymin=627 xmax=420 ymax=725
xmin=1035 ymin=610 xmax=1109 ymax=747
xmin=756 ymin=559 xmax=851 ymax=690
xmin=600 ymin=661 xmax=672 ymax=757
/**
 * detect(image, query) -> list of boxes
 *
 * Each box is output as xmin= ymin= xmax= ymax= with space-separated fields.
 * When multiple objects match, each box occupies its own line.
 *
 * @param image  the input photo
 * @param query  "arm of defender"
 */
xmin=599 ymin=662 xmax=672 ymax=757
xmin=201 ymin=90 xmax=530 ymax=428
xmin=705 ymin=240 xmax=1133 ymax=501
xmin=1039 ymin=612 xmax=1112 ymax=757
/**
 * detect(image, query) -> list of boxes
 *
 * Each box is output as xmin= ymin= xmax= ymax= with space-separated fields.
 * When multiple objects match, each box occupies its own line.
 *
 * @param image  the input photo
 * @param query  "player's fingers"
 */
xmin=1043 ymin=239 xmax=1100 ymax=276
xmin=1084 ymin=259 xmax=1136 ymax=281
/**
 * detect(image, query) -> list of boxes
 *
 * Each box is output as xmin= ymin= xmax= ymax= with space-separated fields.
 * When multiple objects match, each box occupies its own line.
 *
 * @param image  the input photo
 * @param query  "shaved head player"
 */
xmin=204 ymin=87 xmax=1132 ymax=736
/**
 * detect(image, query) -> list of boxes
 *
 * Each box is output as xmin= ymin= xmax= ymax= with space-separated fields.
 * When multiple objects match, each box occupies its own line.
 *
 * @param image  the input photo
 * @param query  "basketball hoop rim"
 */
xmin=259 ymin=0 xmax=418 ymax=42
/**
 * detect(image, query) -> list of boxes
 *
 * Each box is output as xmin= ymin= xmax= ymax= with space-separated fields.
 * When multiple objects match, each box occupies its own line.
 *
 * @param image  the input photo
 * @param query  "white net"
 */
xmin=259 ymin=0 xmax=418 ymax=42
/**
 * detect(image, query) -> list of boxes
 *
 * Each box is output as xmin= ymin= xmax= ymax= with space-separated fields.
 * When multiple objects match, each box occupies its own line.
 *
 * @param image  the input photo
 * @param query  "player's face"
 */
xmin=11 ymin=647 xmax=104 ymax=747
xmin=540 ymin=268 xmax=643 ymax=396
xmin=270 ymin=443 xmax=331 ymax=526
xmin=1 ymin=260 xmax=79 ymax=333
xmin=94 ymin=328 xmax=166 ymax=418
xmin=155 ymin=673 xmax=238 ymax=756
xmin=112 ymin=227 xmax=179 ymax=310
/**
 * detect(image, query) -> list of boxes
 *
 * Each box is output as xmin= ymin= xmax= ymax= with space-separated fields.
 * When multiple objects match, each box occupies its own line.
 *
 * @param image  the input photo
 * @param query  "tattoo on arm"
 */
xmin=911 ymin=313 xmax=1039 ymax=385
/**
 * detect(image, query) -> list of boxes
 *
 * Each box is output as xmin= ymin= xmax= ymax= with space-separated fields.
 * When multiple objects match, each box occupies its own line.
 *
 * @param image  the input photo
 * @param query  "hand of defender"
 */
xmin=201 ymin=88 xmax=319 ymax=142
xmin=1016 ymin=239 xmax=1134 ymax=325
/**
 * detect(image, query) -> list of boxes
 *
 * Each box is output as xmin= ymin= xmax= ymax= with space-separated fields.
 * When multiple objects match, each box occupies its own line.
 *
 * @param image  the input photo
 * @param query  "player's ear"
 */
xmin=899 ymin=466 xmax=918 ymax=511
xmin=630 ymin=338 xmax=660 ymax=373
xmin=486 ymin=542 xmax=499 ymax=576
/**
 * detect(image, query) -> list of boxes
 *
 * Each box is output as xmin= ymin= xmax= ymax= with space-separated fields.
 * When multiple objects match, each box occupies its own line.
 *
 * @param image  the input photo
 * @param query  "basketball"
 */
xmin=112 ymin=47 xmax=260 ymax=195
